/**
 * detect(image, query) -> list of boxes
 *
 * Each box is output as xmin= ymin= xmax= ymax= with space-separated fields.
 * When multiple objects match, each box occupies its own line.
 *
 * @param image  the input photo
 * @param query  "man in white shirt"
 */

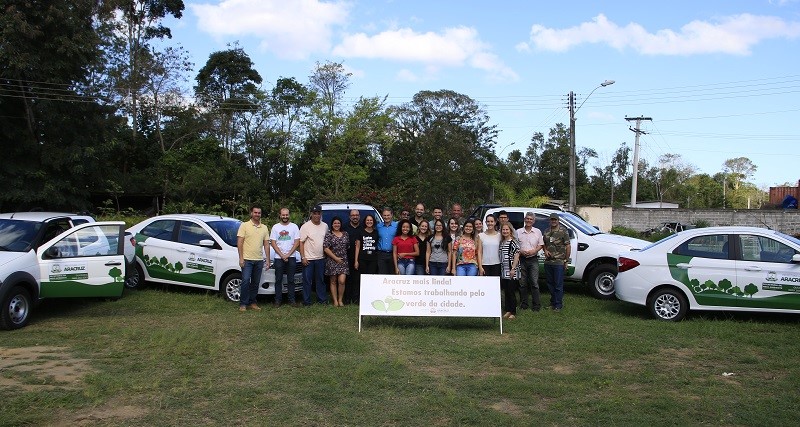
xmin=270 ymin=208 xmax=300 ymax=307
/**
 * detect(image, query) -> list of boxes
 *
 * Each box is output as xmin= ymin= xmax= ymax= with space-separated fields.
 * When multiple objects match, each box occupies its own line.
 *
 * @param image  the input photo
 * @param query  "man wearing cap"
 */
xmin=543 ymin=213 xmax=571 ymax=311
xmin=237 ymin=205 xmax=271 ymax=312
xmin=376 ymin=207 xmax=398 ymax=274
xmin=516 ymin=212 xmax=544 ymax=311
xmin=300 ymin=205 xmax=329 ymax=305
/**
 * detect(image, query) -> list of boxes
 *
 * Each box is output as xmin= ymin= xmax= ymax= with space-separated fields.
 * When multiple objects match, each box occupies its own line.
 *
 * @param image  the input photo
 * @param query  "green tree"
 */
xmin=195 ymin=46 xmax=263 ymax=157
xmin=109 ymin=266 xmax=123 ymax=282
xmin=744 ymin=283 xmax=758 ymax=298
xmin=386 ymin=89 xmax=499 ymax=209
xmin=718 ymin=278 xmax=733 ymax=293
xmin=0 ymin=1 xmax=120 ymax=210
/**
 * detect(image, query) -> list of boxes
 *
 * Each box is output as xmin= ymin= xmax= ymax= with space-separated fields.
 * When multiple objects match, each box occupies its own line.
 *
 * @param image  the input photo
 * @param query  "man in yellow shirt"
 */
xmin=237 ymin=206 xmax=271 ymax=311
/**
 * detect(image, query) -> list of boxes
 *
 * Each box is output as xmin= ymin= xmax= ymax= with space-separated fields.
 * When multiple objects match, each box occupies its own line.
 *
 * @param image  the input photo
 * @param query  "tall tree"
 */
xmin=308 ymin=61 xmax=350 ymax=146
xmin=387 ymin=90 xmax=498 ymax=209
xmin=194 ymin=46 xmax=262 ymax=158
xmin=0 ymin=1 xmax=119 ymax=210
xmin=723 ymin=157 xmax=757 ymax=190
xmin=106 ymin=0 xmax=185 ymax=139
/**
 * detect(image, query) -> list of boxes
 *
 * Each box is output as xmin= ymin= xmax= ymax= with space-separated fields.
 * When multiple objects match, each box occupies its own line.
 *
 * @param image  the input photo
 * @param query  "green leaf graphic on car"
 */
xmin=372 ymin=296 xmax=405 ymax=312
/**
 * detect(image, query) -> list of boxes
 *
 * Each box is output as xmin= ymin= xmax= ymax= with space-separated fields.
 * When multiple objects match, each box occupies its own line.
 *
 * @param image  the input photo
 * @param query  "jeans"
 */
xmin=414 ymin=263 xmax=427 ymax=276
xmin=544 ymin=263 xmax=565 ymax=309
xmin=273 ymin=257 xmax=296 ymax=304
xmin=429 ymin=262 xmax=448 ymax=276
xmin=240 ymin=259 xmax=264 ymax=306
xmin=344 ymin=257 xmax=361 ymax=304
xmin=397 ymin=258 xmax=416 ymax=275
xmin=302 ymin=258 xmax=327 ymax=305
xmin=518 ymin=257 xmax=541 ymax=310
xmin=456 ymin=263 xmax=478 ymax=276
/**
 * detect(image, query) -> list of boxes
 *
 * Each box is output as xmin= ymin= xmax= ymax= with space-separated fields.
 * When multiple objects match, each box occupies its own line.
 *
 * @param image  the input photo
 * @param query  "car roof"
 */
xmin=0 ymin=212 xmax=94 ymax=222
xmin=673 ymin=226 xmax=781 ymax=235
xmin=142 ymin=213 xmax=239 ymax=222
xmin=317 ymin=202 xmax=378 ymax=210
xmin=484 ymin=207 xmax=561 ymax=216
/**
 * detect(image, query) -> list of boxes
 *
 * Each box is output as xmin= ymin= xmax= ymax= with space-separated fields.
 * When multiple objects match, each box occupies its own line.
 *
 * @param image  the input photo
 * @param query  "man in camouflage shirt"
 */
xmin=543 ymin=213 xmax=571 ymax=311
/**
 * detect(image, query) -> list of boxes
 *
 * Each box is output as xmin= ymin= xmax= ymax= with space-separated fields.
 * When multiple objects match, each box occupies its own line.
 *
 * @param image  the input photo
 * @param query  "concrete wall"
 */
xmin=576 ymin=206 xmax=613 ymax=232
xmin=611 ymin=208 xmax=800 ymax=235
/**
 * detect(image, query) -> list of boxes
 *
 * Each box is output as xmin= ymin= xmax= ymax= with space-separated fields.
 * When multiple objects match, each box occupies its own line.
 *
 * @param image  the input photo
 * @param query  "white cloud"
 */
xmin=522 ymin=13 xmax=800 ymax=55
xmin=396 ymin=69 xmax=418 ymax=82
xmin=190 ymin=0 xmax=350 ymax=60
xmin=333 ymin=26 xmax=518 ymax=81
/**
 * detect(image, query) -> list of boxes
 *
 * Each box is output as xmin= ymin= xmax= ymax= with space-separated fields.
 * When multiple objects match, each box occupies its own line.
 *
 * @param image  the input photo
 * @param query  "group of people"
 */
xmin=235 ymin=203 xmax=571 ymax=320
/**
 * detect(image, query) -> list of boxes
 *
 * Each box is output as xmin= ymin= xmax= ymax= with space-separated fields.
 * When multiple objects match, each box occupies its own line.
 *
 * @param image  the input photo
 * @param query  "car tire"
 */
xmin=1 ymin=285 xmax=32 ymax=330
xmin=587 ymin=264 xmax=617 ymax=300
xmin=220 ymin=273 xmax=242 ymax=303
xmin=124 ymin=263 xmax=145 ymax=290
xmin=648 ymin=288 xmax=688 ymax=321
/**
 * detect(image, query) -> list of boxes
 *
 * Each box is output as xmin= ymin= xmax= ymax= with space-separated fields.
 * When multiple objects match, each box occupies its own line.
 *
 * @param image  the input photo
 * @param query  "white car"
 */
xmin=616 ymin=226 xmax=800 ymax=321
xmin=0 ymin=212 xmax=127 ymax=329
xmin=126 ymin=214 xmax=302 ymax=302
xmin=482 ymin=207 xmax=648 ymax=299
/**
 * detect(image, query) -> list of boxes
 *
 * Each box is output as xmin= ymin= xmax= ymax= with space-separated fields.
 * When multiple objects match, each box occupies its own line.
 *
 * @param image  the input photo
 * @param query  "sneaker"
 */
xmin=273 ymin=302 xmax=281 ymax=308
xmin=292 ymin=302 xmax=301 ymax=308
xmin=553 ymin=307 xmax=562 ymax=312
xmin=248 ymin=304 xmax=262 ymax=311
xmin=239 ymin=306 xmax=247 ymax=312
xmin=502 ymin=312 xmax=512 ymax=319
xmin=508 ymin=314 xmax=516 ymax=320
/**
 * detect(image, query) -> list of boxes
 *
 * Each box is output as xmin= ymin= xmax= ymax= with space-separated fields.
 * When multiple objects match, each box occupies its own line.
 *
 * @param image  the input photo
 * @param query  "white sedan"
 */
xmin=126 ymin=214 xmax=302 ymax=302
xmin=616 ymin=226 xmax=800 ymax=321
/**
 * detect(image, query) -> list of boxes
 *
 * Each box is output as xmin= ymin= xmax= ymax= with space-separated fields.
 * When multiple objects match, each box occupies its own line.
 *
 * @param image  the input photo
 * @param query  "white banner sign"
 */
xmin=359 ymin=274 xmax=502 ymax=331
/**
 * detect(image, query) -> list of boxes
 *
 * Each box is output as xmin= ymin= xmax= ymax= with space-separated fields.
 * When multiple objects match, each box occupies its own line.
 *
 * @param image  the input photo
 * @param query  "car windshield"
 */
xmin=0 ymin=219 xmax=43 ymax=252
xmin=205 ymin=219 xmax=240 ymax=247
xmin=560 ymin=212 xmax=601 ymax=235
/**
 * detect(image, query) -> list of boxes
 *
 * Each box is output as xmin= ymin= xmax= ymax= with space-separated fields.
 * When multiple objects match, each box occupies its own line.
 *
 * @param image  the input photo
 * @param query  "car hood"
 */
xmin=590 ymin=233 xmax=649 ymax=250
xmin=0 ymin=251 xmax=29 ymax=268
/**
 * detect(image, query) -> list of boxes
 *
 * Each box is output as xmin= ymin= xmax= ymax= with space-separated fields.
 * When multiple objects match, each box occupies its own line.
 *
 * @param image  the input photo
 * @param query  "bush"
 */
xmin=610 ymin=226 xmax=641 ymax=238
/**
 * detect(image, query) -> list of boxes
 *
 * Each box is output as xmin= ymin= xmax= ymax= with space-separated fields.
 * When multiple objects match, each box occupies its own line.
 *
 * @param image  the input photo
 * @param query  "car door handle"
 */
xmin=743 ymin=266 xmax=762 ymax=272
xmin=138 ymin=242 xmax=147 ymax=247
xmin=177 ymin=248 xmax=187 ymax=253
xmin=105 ymin=261 xmax=122 ymax=266
xmin=676 ymin=263 xmax=692 ymax=269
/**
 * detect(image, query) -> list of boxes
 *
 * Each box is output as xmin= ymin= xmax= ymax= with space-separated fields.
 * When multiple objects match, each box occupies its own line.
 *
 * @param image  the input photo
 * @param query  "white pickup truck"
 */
xmin=0 ymin=212 xmax=129 ymax=329
xmin=482 ymin=207 xmax=649 ymax=299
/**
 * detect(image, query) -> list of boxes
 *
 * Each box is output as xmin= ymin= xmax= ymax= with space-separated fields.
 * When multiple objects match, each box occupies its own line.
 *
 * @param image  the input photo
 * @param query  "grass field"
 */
xmin=2 ymin=284 xmax=799 ymax=426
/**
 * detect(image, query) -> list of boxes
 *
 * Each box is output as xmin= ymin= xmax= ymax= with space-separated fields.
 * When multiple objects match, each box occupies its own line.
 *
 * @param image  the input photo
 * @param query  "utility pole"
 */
xmin=567 ymin=80 xmax=615 ymax=212
xmin=626 ymin=116 xmax=652 ymax=207
xmin=568 ymin=91 xmax=576 ymax=211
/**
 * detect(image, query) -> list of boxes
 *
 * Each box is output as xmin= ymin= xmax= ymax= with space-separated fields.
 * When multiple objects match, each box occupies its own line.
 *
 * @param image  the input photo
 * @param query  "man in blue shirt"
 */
xmin=376 ymin=207 xmax=398 ymax=274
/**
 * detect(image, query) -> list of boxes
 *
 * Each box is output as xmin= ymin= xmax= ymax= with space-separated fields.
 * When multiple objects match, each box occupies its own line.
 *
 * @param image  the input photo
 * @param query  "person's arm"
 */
xmin=270 ymin=238 xmax=284 ymax=260
xmin=447 ymin=241 xmax=454 ymax=273
xmin=476 ymin=238 xmax=484 ymax=275
xmin=288 ymin=238 xmax=299 ymax=260
xmin=237 ymin=236 xmax=245 ymax=268
xmin=410 ymin=242 xmax=419 ymax=258
xmin=565 ymin=239 xmax=572 ymax=265
xmin=392 ymin=243 xmax=400 ymax=274
xmin=263 ymin=234 xmax=271 ymax=269
xmin=354 ymin=238 xmax=361 ymax=270
xmin=425 ymin=241 xmax=431 ymax=274
xmin=510 ymin=251 xmax=520 ymax=277
xmin=299 ymin=235 xmax=308 ymax=266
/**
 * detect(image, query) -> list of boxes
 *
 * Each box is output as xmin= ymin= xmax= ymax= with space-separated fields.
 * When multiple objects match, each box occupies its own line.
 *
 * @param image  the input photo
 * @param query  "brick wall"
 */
xmin=612 ymin=208 xmax=800 ymax=235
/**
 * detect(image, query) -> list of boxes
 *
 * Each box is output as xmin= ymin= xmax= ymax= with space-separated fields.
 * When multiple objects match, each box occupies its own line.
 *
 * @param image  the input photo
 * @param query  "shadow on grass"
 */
xmin=361 ymin=316 xmax=500 ymax=331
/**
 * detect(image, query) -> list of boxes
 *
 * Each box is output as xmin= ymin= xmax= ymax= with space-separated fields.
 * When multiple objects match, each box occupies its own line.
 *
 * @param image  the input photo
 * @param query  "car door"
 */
xmin=174 ymin=219 xmax=218 ymax=288
xmin=735 ymin=234 xmax=800 ymax=310
xmin=38 ymin=222 xmax=126 ymax=298
xmin=136 ymin=219 xmax=179 ymax=283
xmin=669 ymin=233 xmax=735 ymax=307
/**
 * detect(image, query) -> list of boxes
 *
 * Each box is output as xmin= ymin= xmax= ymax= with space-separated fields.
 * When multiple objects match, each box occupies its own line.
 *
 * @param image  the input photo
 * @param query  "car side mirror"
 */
xmin=198 ymin=239 xmax=215 ymax=248
xmin=793 ymin=254 xmax=800 ymax=263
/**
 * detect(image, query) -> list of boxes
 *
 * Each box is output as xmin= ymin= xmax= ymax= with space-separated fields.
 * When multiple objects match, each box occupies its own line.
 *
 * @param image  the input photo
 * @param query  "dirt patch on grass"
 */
xmin=51 ymin=405 xmax=150 ymax=426
xmin=489 ymin=398 xmax=524 ymax=417
xmin=0 ymin=346 xmax=92 ymax=391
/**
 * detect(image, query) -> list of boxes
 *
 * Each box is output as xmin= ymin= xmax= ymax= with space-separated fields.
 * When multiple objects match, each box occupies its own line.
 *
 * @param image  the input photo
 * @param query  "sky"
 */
xmin=160 ymin=0 xmax=800 ymax=189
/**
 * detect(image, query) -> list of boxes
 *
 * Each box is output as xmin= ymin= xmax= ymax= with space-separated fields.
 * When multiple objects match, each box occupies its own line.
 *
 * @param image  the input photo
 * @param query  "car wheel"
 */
xmin=124 ymin=263 xmax=145 ymax=290
xmin=220 ymin=273 xmax=242 ymax=303
xmin=1 ymin=286 xmax=32 ymax=330
xmin=648 ymin=288 xmax=688 ymax=321
xmin=587 ymin=264 xmax=617 ymax=300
